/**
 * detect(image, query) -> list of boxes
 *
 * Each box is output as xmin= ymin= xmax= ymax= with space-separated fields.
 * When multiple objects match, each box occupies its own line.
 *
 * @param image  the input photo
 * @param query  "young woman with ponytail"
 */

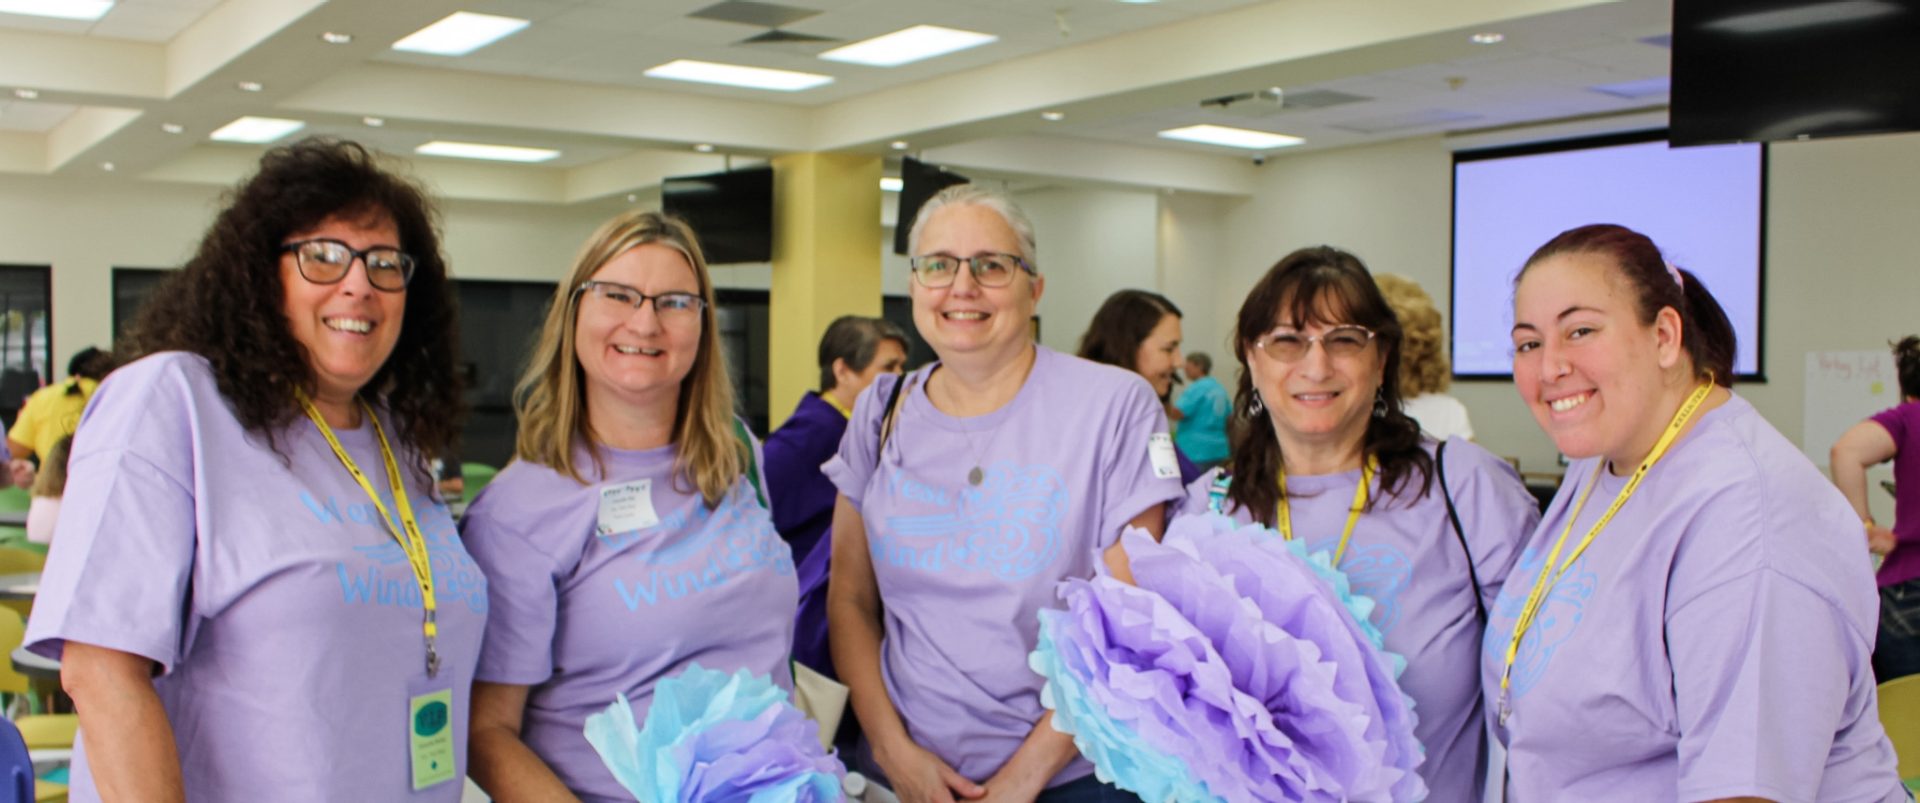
xmin=1488 ymin=223 xmax=1903 ymax=801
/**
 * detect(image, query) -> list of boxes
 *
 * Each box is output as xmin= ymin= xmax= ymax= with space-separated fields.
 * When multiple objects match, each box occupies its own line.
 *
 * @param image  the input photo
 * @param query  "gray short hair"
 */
xmin=905 ymin=184 xmax=1038 ymax=269
xmin=1186 ymin=352 xmax=1212 ymax=374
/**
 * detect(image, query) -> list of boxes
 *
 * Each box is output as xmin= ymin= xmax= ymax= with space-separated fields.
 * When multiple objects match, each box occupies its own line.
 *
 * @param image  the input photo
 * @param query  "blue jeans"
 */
xmin=1036 ymin=774 xmax=1143 ymax=803
xmin=1875 ymin=577 xmax=1920 ymax=683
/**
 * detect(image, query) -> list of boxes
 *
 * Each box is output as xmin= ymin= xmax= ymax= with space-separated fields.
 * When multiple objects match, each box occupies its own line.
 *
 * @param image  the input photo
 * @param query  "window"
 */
xmin=0 ymin=264 xmax=52 ymax=430
xmin=113 ymin=267 xmax=173 ymax=341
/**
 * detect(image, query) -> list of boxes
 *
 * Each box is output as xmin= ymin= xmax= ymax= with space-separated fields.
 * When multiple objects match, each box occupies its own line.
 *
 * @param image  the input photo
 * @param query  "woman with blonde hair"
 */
xmin=463 ymin=210 xmax=796 ymax=801
xmin=1375 ymin=273 xmax=1473 ymax=441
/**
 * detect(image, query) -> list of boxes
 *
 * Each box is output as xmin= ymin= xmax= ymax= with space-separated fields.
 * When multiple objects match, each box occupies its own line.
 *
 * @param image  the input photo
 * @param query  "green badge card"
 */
xmin=409 ymin=687 xmax=457 ymax=791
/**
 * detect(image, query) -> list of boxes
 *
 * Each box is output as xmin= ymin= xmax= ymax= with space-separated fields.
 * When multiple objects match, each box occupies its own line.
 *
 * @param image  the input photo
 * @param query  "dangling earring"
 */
xmin=1248 ymin=393 xmax=1266 ymax=417
xmin=1372 ymin=388 xmax=1388 ymax=418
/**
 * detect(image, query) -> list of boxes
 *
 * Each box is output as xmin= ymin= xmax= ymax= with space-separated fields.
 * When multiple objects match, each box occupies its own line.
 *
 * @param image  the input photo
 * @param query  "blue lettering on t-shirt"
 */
xmin=1481 ymin=545 xmax=1596 ymax=698
xmin=304 ymin=490 xmax=490 ymax=614
xmin=606 ymin=486 xmax=793 ymax=610
xmin=876 ymin=461 xmax=1068 ymax=581
xmin=1309 ymin=539 xmax=1412 ymax=634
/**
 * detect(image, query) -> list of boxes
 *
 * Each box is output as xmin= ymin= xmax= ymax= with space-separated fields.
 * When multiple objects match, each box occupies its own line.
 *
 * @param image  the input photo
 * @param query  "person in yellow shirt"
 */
xmin=8 ymin=346 xmax=112 ymax=488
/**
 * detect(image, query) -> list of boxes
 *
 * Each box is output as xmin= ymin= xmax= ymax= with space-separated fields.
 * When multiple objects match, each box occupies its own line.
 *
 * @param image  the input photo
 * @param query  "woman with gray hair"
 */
xmin=825 ymin=184 xmax=1183 ymax=802
xmin=765 ymin=315 xmax=909 ymax=678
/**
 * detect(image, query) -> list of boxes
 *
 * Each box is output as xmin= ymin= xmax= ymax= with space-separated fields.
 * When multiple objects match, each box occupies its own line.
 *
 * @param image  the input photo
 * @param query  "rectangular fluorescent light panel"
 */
xmin=392 ymin=12 xmax=529 ymax=56
xmin=643 ymin=59 xmax=833 ymax=91
xmin=0 ymin=0 xmax=112 ymax=19
xmin=880 ymin=177 xmax=903 ymax=192
xmin=819 ymin=25 xmax=997 ymax=67
xmin=1157 ymin=124 xmax=1304 ymax=149
xmin=415 ymin=141 xmax=560 ymax=163
xmin=209 ymin=117 xmax=306 ymax=143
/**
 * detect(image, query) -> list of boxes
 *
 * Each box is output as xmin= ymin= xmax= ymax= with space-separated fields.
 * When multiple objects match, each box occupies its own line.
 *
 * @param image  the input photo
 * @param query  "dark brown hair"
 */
xmin=1077 ymin=289 xmax=1182 ymax=372
xmin=1224 ymin=246 xmax=1431 ymax=524
xmin=1518 ymin=223 xmax=1735 ymax=387
xmin=818 ymin=315 xmax=909 ymax=391
xmin=1895 ymin=335 xmax=1920 ymax=399
xmin=119 ymin=137 xmax=462 ymax=473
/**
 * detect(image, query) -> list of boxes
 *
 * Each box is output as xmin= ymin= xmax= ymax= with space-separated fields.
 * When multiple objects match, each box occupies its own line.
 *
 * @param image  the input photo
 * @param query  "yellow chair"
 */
xmin=1880 ymin=674 xmax=1920 ymax=786
xmin=0 ymin=547 xmax=46 ymax=622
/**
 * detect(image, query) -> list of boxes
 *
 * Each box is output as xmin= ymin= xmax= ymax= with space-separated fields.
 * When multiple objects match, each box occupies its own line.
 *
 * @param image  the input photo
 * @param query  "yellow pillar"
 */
xmin=768 ymin=152 xmax=883 ymax=429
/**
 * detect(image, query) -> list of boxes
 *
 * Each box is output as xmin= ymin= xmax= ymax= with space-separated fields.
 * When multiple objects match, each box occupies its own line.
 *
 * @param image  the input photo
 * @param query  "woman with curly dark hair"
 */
xmin=24 ymin=138 xmax=484 ymax=802
xmin=1183 ymin=246 xmax=1538 ymax=802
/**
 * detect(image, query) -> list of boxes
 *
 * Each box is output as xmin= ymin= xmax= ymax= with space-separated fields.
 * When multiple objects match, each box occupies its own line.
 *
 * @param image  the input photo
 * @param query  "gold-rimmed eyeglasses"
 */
xmin=1253 ymin=325 xmax=1377 ymax=362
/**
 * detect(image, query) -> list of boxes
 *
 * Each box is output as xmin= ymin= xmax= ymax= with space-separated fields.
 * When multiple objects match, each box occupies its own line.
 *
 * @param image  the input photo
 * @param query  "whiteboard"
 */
xmin=1803 ymin=350 xmax=1899 ymax=465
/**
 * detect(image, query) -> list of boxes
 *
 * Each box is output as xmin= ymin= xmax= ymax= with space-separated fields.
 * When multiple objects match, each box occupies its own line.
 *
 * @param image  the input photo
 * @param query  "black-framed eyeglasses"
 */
xmin=908 ymin=252 xmax=1035 ymax=289
xmin=281 ymin=239 xmax=415 ymax=292
xmin=575 ymin=280 xmax=707 ymax=321
xmin=1254 ymin=325 xmax=1377 ymax=362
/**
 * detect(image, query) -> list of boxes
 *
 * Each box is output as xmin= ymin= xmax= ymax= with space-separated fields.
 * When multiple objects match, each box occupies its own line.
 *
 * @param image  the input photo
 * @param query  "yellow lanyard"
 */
xmin=1495 ymin=382 xmax=1714 ymax=725
xmin=1277 ymin=456 xmax=1375 ymax=567
xmin=297 ymin=392 xmax=442 ymax=678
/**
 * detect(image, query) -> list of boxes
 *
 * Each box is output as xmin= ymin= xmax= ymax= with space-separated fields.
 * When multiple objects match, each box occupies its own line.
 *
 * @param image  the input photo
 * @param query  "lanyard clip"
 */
xmin=426 ymin=638 xmax=442 ymax=679
xmin=1497 ymin=690 xmax=1512 ymax=727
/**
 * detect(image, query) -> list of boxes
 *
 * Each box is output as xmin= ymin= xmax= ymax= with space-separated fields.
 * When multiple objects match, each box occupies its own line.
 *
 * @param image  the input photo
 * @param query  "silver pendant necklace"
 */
xmin=934 ymin=370 xmax=999 ymax=487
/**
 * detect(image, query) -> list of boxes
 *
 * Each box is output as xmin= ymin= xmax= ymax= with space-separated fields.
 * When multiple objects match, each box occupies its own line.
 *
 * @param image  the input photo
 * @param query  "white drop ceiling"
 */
xmin=0 ymin=0 xmax=1683 ymax=202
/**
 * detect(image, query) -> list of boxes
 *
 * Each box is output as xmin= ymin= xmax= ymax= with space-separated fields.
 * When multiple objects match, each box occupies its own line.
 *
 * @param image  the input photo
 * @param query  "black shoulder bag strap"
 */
xmin=876 ymin=372 xmax=911 ymax=467
xmin=1436 ymin=440 xmax=1488 ymax=624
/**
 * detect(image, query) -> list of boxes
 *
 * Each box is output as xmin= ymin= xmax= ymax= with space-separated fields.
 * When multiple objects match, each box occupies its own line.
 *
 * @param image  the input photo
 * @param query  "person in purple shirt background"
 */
xmin=1181 ymin=246 xmax=1538 ymax=803
xmin=765 ymin=314 xmax=908 ymax=679
xmin=1831 ymin=334 xmax=1920 ymax=682
xmin=1076 ymin=289 xmax=1202 ymax=485
xmin=462 ymin=211 xmax=797 ymax=802
xmin=826 ymin=184 xmax=1183 ymax=803
xmin=1490 ymin=223 xmax=1903 ymax=802
xmin=25 ymin=138 xmax=480 ymax=802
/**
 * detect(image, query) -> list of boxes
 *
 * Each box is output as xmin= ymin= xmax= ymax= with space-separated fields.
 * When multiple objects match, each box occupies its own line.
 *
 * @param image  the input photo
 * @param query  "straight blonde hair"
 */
xmin=513 ymin=210 xmax=744 ymax=506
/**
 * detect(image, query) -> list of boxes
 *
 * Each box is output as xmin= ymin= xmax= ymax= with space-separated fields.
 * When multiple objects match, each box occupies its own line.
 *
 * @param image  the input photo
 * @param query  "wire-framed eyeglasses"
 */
xmin=281 ymin=239 xmax=415 ymax=292
xmin=1254 ymin=325 xmax=1377 ymax=362
xmin=908 ymin=252 xmax=1035 ymax=289
xmin=575 ymin=280 xmax=707 ymax=321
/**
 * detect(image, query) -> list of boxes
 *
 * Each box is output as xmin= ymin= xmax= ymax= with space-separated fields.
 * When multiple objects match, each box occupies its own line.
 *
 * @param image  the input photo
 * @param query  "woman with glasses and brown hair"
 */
xmin=825 ymin=185 xmax=1183 ymax=803
xmin=24 ymin=138 xmax=480 ymax=802
xmin=461 ymin=210 xmax=797 ymax=801
xmin=1182 ymin=246 xmax=1538 ymax=802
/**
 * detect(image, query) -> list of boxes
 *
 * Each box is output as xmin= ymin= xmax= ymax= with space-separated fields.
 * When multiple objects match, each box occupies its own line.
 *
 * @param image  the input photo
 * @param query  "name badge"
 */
xmin=407 ymin=677 xmax=456 ymax=791
xmin=1148 ymin=432 xmax=1180 ymax=480
xmin=598 ymin=479 xmax=660 ymax=535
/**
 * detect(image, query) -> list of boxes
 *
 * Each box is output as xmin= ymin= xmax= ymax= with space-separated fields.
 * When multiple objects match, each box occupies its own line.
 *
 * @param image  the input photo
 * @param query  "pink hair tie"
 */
xmin=1664 ymin=260 xmax=1684 ymax=288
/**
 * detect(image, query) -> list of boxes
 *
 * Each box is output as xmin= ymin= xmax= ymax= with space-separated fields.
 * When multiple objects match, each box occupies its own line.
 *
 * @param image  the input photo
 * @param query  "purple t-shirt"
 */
xmin=1481 ymin=394 xmax=1902 ymax=803
xmin=461 ymin=435 xmax=796 ymax=803
xmin=23 ymin=352 xmax=489 ymax=803
xmin=1870 ymin=400 xmax=1920 ymax=587
xmin=1177 ymin=437 xmax=1538 ymax=803
xmin=823 ymin=346 xmax=1184 ymax=788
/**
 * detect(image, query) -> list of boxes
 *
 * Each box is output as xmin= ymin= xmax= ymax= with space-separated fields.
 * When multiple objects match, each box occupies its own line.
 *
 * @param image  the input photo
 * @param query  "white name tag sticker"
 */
xmin=597 ymin=479 xmax=659 ymax=535
xmin=1148 ymin=432 xmax=1180 ymax=479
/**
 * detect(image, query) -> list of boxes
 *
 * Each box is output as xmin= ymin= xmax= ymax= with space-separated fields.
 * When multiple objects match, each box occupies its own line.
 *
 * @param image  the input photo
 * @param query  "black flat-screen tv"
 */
xmin=893 ymin=157 xmax=969 ymax=255
xmin=1672 ymin=0 xmax=1920 ymax=145
xmin=663 ymin=166 xmax=774 ymax=264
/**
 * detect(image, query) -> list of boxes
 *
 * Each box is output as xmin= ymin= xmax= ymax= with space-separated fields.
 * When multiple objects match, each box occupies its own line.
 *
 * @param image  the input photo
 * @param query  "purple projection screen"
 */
xmin=1450 ymin=134 xmax=1764 ymax=377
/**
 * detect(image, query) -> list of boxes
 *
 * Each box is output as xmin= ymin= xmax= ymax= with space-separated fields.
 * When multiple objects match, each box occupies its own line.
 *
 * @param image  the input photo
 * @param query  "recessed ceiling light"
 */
xmin=890 ymin=140 xmax=909 ymax=150
xmin=643 ymin=60 xmax=833 ymax=92
xmin=415 ymin=140 xmax=560 ymax=163
xmin=693 ymin=143 xmax=715 ymax=153
xmin=1470 ymin=32 xmax=1505 ymax=44
xmin=236 ymin=81 xmax=264 ymax=92
xmin=100 ymin=161 xmax=115 ymax=171
xmin=626 ymin=193 xmax=638 ymax=203
xmin=0 ymin=0 xmax=112 ymax=20
xmin=362 ymin=116 xmax=386 ymax=127
xmin=1040 ymin=111 xmax=1065 ymax=121
xmin=880 ymin=177 xmax=903 ymax=192
xmin=392 ymin=12 xmax=529 ymax=56
xmin=160 ymin=123 xmax=184 ymax=134
xmin=1157 ymin=124 xmax=1304 ymax=149
xmin=320 ymin=31 xmax=352 ymax=45
xmin=12 ymin=89 xmax=38 ymax=100
xmin=210 ymin=116 xmax=306 ymax=143
xmin=819 ymin=25 xmax=997 ymax=67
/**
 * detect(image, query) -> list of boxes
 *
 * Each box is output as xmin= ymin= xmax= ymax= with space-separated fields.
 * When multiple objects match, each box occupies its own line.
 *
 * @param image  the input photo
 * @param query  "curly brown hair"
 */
xmin=1374 ymin=274 xmax=1450 ymax=396
xmin=118 ymin=138 xmax=462 ymax=475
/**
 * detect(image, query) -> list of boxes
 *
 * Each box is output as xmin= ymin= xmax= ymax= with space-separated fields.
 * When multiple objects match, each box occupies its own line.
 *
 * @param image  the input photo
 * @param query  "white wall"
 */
xmin=1018 ymin=186 xmax=1161 ymax=355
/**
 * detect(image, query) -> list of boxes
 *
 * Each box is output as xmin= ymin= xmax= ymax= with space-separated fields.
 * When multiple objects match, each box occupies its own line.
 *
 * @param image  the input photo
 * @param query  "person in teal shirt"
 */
xmin=1173 ymin=352 xmax=1229 ymax=469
